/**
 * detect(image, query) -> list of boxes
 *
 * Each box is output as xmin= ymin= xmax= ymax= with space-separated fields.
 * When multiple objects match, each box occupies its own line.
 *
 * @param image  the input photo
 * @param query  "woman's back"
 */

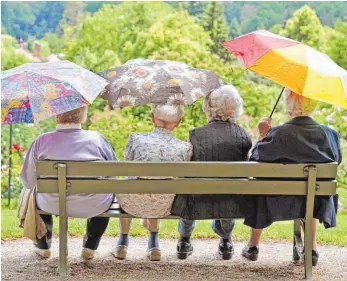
xmin=189 ymin=120 xmax=252 ymax=162
xmin=117 ymin=128 xmax=192 ymax=218
xmin=20 ymin=127 xmax=116 ymax=218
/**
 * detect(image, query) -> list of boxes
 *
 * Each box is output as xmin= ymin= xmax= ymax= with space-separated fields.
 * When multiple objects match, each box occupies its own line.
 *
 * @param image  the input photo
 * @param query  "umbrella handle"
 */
xmin=269 ymin=87 xmax=285 ymax=118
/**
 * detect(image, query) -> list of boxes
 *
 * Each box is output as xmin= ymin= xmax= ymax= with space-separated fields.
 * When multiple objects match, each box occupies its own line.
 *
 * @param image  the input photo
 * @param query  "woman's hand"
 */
xmin=258 ymin=117 xmax=271 ymax=140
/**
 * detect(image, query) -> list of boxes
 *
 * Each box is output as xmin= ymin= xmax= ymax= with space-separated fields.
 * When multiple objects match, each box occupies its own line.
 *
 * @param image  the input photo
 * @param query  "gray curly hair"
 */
xmin=203 ymin=85 xmax=244 ymax=122
xmin=151 ymin=104 xmax=185 ymax=125
xmin=56 ymin=106 xmax=88 ymax=124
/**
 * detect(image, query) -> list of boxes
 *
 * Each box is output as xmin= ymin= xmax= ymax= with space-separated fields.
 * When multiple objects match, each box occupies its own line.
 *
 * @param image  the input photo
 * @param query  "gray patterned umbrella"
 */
xmin=98 ymin=59 xmax=225 ymax=108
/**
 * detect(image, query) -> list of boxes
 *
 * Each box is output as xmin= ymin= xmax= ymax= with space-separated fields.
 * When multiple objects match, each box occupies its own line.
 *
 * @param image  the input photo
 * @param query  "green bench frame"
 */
xmin=36 ymin=161 xmax=338 ymax=279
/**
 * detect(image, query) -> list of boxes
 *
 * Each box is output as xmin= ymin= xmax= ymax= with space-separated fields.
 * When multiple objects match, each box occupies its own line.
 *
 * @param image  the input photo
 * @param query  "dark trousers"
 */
xmin=35 ymin=214 xmax=109 ymax=250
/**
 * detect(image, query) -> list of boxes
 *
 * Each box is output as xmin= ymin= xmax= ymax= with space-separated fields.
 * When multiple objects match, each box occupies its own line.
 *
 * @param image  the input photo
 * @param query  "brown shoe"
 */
xmin=111 ymin=245 xmax=128 ymax=260
xmin=147 ymin=247 xmax=161 ymax=261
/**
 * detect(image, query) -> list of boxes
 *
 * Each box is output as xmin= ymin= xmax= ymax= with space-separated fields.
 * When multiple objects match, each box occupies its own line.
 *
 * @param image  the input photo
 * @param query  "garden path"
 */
xmin=1 ymin=237 xmax=347 ymax=281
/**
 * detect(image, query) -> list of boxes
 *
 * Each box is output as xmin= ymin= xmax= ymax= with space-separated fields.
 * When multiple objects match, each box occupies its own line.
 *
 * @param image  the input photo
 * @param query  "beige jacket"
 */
xmin=17 ymin=187 xmax=47 ymax=242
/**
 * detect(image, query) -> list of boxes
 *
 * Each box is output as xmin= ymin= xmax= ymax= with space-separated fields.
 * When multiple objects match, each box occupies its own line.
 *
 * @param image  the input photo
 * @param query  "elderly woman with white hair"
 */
xmin=20 ymin=106 xmax=117 ymax=260
xmin=112 ymin=103 xmax=192 ymax=261
xmin=242 ymin=89 xmax=342 ymax=266
xmin=173 ymin=85 xmax=252 ymax=260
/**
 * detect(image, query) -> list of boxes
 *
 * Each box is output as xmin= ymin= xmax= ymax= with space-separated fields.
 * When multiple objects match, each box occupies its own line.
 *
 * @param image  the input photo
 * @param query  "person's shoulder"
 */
xmin=82 ymin=129 xmax=103 ymax=139
xmin=82 ymin=130 xmax=113 ymax=145
xmin=267 ymin=124 xmax=286 ymax=135
xmin=128 ymin=132 xmax=150 ymax=140
xmin=189 ymin=123 xmax=211 ymax=135
xmin=231 ymin=122 xmax=250 ymax=134
xmin=34 ymin=130 xmax=58 ymax=142
xmin=318 ymin=124 xmax=340 ymax=139
xmin=319 ymin=124 xmax=339 ymax=134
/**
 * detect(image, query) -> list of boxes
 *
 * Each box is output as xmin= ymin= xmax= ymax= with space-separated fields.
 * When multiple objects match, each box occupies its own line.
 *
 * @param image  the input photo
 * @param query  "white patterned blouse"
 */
xmin=116 ymin=128 xmax=193 ymax=218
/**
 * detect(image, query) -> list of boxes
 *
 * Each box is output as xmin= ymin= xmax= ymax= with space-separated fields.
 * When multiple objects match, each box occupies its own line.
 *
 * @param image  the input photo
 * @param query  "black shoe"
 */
xmin=177 ymin=238 xmax=193 ymax=260
xmin=302 ymin=249 xmax=319 ymax=266
xmin=312 ymin=249 xmax=319 ymax=266
xmin=242 ymin=245 xmax=259 ymax=261
xmin=218 ymin=238 xmax=234 ymax=260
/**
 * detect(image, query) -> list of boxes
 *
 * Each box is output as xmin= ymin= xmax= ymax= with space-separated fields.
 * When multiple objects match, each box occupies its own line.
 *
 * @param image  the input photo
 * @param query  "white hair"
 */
xmin=203 ymin=85 xmax=244 ymax=122
xmin=151 ymin=104 xmax=185 ymax=124
xmin=284 ymin=88 xmax=317 ymax=116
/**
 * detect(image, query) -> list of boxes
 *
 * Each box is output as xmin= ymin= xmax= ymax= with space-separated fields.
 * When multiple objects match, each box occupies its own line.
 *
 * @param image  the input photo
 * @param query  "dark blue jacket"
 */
xmin=245 ymin=116 xmax=342 ymax=229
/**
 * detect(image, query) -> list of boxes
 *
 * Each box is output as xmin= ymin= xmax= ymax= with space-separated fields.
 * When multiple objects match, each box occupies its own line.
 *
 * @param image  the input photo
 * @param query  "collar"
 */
xmin=285 ymin=116 xmax=319 ymax=126
xmin=153 ymin=127 xmax=173 ymax=135
xmin=56 ymin=124 xmax=82 ymax=130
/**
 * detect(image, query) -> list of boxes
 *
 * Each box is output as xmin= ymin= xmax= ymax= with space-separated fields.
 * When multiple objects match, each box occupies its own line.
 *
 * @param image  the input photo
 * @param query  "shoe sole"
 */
xmin=242 ymin=252 xmax=258 ymax=261
xmin=219 ymin=250 xmax=234 ymax=260
xmin=114 ymin=252 xmax=127 ymax=260
xmin=111 ymin=246 xmax=127 ymax=260
xmin=177 ymin=251 xmax=193 ymax=260
xmin=148 ymin=253 xmax=161 ymax=261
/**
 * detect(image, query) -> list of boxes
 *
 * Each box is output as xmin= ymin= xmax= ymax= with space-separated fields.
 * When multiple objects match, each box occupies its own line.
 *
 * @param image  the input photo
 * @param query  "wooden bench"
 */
xmin=36 ymin=161 xmax=338 ymax=279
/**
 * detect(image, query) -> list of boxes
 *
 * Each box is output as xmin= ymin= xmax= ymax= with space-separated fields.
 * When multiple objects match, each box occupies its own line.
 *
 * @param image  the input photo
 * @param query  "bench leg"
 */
xmin=304 ymin=166 xmax=317 ymax=279
xmin=58 ymin=164 xmax=68 ymax=277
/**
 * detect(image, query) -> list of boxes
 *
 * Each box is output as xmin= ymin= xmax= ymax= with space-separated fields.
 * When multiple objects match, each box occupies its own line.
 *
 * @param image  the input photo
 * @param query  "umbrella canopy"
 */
xmin=1 ymin=60 xmax=108 ymax=124
xmin=98 ymin=59 xmax=225 ymax=108
xmin=222 ymin=30 xmax=347 ymax=108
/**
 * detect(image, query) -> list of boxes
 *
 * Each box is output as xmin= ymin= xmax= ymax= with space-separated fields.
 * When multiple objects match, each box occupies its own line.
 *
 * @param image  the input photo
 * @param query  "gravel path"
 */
xmin=1 ymin=237 xmax=347 ymax=281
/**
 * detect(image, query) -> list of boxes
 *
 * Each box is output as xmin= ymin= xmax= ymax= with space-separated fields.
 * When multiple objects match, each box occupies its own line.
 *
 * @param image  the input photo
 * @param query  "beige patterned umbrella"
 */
xmin=98 ymin=59 xmax=225 ymax=108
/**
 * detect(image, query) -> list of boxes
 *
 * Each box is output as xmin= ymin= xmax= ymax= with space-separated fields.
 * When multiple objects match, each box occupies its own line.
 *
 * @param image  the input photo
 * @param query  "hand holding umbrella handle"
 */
xmin=258 ymin=117 xmax=272 ymax=140
xmin=269 ymin=87 xmax=285 ymax=118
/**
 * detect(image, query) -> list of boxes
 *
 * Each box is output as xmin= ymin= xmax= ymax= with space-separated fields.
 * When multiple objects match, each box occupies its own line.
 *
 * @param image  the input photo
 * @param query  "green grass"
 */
xmin=2 ymin=189 xmax=347 ymax=246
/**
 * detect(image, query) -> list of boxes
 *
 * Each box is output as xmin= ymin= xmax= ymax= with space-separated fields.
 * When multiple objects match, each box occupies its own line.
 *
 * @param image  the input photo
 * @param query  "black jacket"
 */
xmin=171 ymin=120 xmax=253 ymax=219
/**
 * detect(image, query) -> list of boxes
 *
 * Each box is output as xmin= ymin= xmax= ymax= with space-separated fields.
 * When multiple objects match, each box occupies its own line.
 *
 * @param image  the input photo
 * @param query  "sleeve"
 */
xmin=124 ymin=134 xmax=136 ymax=161
xmin=20 ymin=139 xmax=39 ymax=189
xmin=243 ymin=132 xmax=253 ymax=161
xmin=99 ymin=135 xmax=117 ymax=161
xmin=336 ymin=133 xmax=343 ymax=165
xmin=330 ymin=130 xmax=342 ymax=165
xmin=183 ymin=143 xmax=193 ymax=161
xmin=187 ymin=130 xmax=195 ymax=161
xmin=319 ymin=126 xmax=342 ymax=165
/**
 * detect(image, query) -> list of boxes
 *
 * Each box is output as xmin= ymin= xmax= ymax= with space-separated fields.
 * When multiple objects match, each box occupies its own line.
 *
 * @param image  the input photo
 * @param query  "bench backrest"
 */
xmin=36 ymin=161 xmax=338 ymax=196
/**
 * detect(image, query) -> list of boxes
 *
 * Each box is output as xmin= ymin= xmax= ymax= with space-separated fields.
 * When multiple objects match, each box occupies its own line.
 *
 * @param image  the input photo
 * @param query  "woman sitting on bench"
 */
xmin=242 ymin=89 xmax=342 ymax=265
xmin=20 ymin=106 xmax=117 ymax=260
xmin=113 ymin=102 xmax=192 ymax=261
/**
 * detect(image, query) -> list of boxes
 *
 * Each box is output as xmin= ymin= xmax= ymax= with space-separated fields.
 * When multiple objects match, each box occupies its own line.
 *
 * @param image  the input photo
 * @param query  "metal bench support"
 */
xmin=58 ymin=163 xmax=68 ymax=277
xmin=304 ymin=166 xmax=317 ymax=279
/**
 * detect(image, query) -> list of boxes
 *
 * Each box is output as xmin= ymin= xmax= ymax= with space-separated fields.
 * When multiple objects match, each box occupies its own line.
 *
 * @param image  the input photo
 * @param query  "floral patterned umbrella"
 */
xmin=98 ymin=59 xmax=225 ymax=108
xmin=1 ymin=60 xmax=108 ymax=124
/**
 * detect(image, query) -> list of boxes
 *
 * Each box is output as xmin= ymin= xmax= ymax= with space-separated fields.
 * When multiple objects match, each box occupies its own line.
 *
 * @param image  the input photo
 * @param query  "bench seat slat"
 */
xmin=36 ymin=161 xmax=338 ymax=179
xmin=37 ymin=178 xmax=337 ymax=195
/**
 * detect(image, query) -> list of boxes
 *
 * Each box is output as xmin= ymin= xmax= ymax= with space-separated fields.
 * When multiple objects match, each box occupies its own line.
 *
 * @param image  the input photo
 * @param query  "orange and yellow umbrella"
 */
xmin=222 ymin=30 xmax=347 ymax=109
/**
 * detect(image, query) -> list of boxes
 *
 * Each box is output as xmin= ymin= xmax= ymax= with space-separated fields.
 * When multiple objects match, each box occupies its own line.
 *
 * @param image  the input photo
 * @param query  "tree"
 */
xmin=326 ymin=19 xmax=347 ymax=69
xmin=1 ymin=2 xmax=64 ymax=39
xmin=229 ymin=18 xmax=242 ymax=39
xmin=63 ymin=2 xmax=173 ymax=70
xmin=41 ymin=33 xmax=63 ymax=54
xmin=58 ymin=1 xmax=86 ymax=42
xmin=202 ymin=2 xmax=229 ymax=58
xmin=1 ymin=34 xmax=28 ymax=70
xmin=280 ymin=5 xmax=324 ymax=50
